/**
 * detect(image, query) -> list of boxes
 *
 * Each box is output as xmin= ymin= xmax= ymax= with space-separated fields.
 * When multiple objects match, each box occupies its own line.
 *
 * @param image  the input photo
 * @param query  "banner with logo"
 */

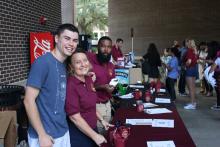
xmin=30 ymin=32 xmax=54 ymax=64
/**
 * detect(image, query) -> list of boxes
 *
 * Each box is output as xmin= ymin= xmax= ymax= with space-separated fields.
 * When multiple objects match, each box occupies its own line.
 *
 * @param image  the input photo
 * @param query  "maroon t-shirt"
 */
xmin=184 ymin=48 xmax=198 ymax=68
xmin=87 ymin=52 xmax=115 ymax=103
xmin=112 ymin=45 xmax=123 ymax=61
xmin=65 ymin=75 xmax=97 ymax=129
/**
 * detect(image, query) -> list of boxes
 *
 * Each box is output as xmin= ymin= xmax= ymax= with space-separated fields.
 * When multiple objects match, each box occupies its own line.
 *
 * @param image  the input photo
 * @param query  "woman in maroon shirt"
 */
xmin=65 ymin=49 xmax=113 ymax=147
xmin=184 ymin=39 xmax=198 ymax=110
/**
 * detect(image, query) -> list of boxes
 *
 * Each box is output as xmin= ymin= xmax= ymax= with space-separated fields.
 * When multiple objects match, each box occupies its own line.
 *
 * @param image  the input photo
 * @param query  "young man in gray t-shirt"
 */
xmin=24 ymin=24 xmax=79 ymax=147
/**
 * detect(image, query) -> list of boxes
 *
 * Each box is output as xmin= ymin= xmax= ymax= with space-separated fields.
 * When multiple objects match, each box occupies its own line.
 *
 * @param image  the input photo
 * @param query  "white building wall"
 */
xmin=61 ymin=0 xmax=74 ymax=24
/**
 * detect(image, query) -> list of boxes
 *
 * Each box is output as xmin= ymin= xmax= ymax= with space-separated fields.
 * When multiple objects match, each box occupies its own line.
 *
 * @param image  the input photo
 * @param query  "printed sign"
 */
xmin=115 ymin=69 xmax=129 ymax=84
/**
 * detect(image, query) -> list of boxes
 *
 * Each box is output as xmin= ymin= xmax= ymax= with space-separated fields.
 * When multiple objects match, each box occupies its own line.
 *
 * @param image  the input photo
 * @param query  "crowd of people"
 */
xmin=142 ymin=39 xmax=220 ymax=110
xmin=23 ymin=23 xmax=220 ymax=147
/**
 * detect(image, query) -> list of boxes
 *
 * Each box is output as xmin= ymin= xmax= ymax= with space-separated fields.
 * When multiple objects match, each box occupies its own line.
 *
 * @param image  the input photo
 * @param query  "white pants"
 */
xmin=28 ymin=131 xmax=70 ymax=147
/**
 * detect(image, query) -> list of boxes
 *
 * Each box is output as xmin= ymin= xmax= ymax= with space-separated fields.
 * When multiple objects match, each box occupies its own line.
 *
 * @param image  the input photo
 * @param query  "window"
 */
xmin=93 ymin=32 xmax=98 ymax=40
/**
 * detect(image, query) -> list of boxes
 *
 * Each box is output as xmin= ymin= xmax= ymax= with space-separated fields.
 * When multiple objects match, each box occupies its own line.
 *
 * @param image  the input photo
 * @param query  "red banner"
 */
xmin=30 ymin=32 xmax=54 ymax=64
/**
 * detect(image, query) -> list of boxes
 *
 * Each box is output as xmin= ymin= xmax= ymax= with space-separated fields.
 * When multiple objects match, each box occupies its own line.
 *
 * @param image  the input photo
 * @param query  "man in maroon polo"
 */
xmin=111 ymin=38 xmax=124 ymax=63
xmin=87 ymin=36 xmax=115 ymax=133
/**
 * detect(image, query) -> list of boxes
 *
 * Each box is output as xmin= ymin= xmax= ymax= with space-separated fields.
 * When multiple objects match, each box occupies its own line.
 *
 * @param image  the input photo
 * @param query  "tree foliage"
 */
xmin=76 ymin=0 xmax=108 ymax=35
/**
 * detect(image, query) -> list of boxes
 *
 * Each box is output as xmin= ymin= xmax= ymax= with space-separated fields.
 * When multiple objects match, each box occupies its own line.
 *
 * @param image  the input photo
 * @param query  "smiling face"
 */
xmin=55 ymin=29 xmax=79 ymax=58
xmin=70 ymin=52 xmax=90 ymax=77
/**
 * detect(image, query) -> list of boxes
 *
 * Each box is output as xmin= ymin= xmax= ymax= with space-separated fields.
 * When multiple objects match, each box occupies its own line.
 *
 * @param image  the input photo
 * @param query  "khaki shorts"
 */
xmin=96 ymin=101 xmax=111 ymax=134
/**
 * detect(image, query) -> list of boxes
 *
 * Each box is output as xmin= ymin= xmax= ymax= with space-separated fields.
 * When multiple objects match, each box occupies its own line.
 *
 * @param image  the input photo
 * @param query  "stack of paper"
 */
xmin=147 ymin=140 xmax=175 ymax=147
xmin=159 ymin=89 xmax=166 ymax=93
xmin=204 ymin=66 xmax=216 ymax=87
xmin=143 ymin=103 xmax=158 ymax=108
xmin=155 ymin=98 xmax=171 ymax=104
xmin=125 ymin=65 xmax=134 ymax=68
xmin=152 ymin=119 xmax=174 ymax=128
xmin=126 ymin=119 xmax=152 ymax=125
xmin=144 ymin=108 xmax=172 ymax=114
xmin=119 ymin=93 xmax=134 ymax=99
xmin=129 ymin=84 xmax=145 ymax=88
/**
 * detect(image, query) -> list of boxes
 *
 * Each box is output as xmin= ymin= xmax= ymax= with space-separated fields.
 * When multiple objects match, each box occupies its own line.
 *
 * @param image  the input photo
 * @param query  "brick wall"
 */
xmin=0 ymin=0 xmax=61 ymax=84
xmin=109 ymin=0 xmax=220 ymax=55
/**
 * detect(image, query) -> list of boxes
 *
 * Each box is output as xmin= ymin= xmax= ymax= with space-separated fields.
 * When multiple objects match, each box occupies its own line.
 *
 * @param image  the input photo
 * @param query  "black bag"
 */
xmin=142 ymin=59 xmax=151 ymax=74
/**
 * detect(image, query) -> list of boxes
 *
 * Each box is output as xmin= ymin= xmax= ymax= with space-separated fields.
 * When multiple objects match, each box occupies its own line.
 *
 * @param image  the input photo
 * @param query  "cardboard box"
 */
xmin=0 ymin=111 xmax=17 ymax=147
xmin=115 ymin=68 xmax=143 ymax=84
xmin=129 ymin=68 xmax=143 ymax=84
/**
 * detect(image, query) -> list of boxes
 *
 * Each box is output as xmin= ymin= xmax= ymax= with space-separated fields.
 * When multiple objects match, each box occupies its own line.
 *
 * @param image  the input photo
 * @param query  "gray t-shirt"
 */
xmin=27 ymin=53 xmax=68 ymax=138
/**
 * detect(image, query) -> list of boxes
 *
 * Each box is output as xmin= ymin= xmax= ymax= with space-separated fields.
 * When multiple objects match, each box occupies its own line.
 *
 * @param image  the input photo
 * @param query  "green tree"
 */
xmin=76 ymin=0 xmax=108 ymax=36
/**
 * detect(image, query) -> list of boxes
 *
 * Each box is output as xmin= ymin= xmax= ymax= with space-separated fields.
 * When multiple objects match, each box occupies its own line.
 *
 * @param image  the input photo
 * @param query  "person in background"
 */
xmin=160 ymin=48 xmax=172 ymax=83
xmin=172 ymin=40 xmax=179 ymax=47
xmin=183 ymin=39 xmax=198 ymax=110
xmin=87 ymin=36 xmax=115 ymax=134
xmin=111 ymin=38 xmax=123 ymax=63
xmin=24 ymin=24 xmax=79 ymax=147
xmin=197 ymin=42 xmax=208 ymax=94
xmin=163 ymin=47 xmax=180 ymax=102
xmin=178 ymin=39 xmax=189 ymax=96
xmin=209 ymin=41 xmax=220 ymax=110
xmin=203 ymin=41 xmax=220 ymax=96
xmin=65 ymin=49 xmax=113 ymax=146
xmin=143 ymin=43 xmax=162 ymax=83
xmin=161 ymin=48 xmax=172 ymax=65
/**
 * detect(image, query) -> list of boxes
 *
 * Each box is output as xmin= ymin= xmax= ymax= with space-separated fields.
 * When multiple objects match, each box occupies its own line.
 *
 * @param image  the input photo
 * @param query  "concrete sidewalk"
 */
xmin=176 ymin=91 xmax=220 ymax=147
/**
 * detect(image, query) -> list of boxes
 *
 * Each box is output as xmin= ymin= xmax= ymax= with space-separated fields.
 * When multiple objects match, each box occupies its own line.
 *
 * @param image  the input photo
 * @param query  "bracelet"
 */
xmin=100 ymin=118 xmax=104 ymax=122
